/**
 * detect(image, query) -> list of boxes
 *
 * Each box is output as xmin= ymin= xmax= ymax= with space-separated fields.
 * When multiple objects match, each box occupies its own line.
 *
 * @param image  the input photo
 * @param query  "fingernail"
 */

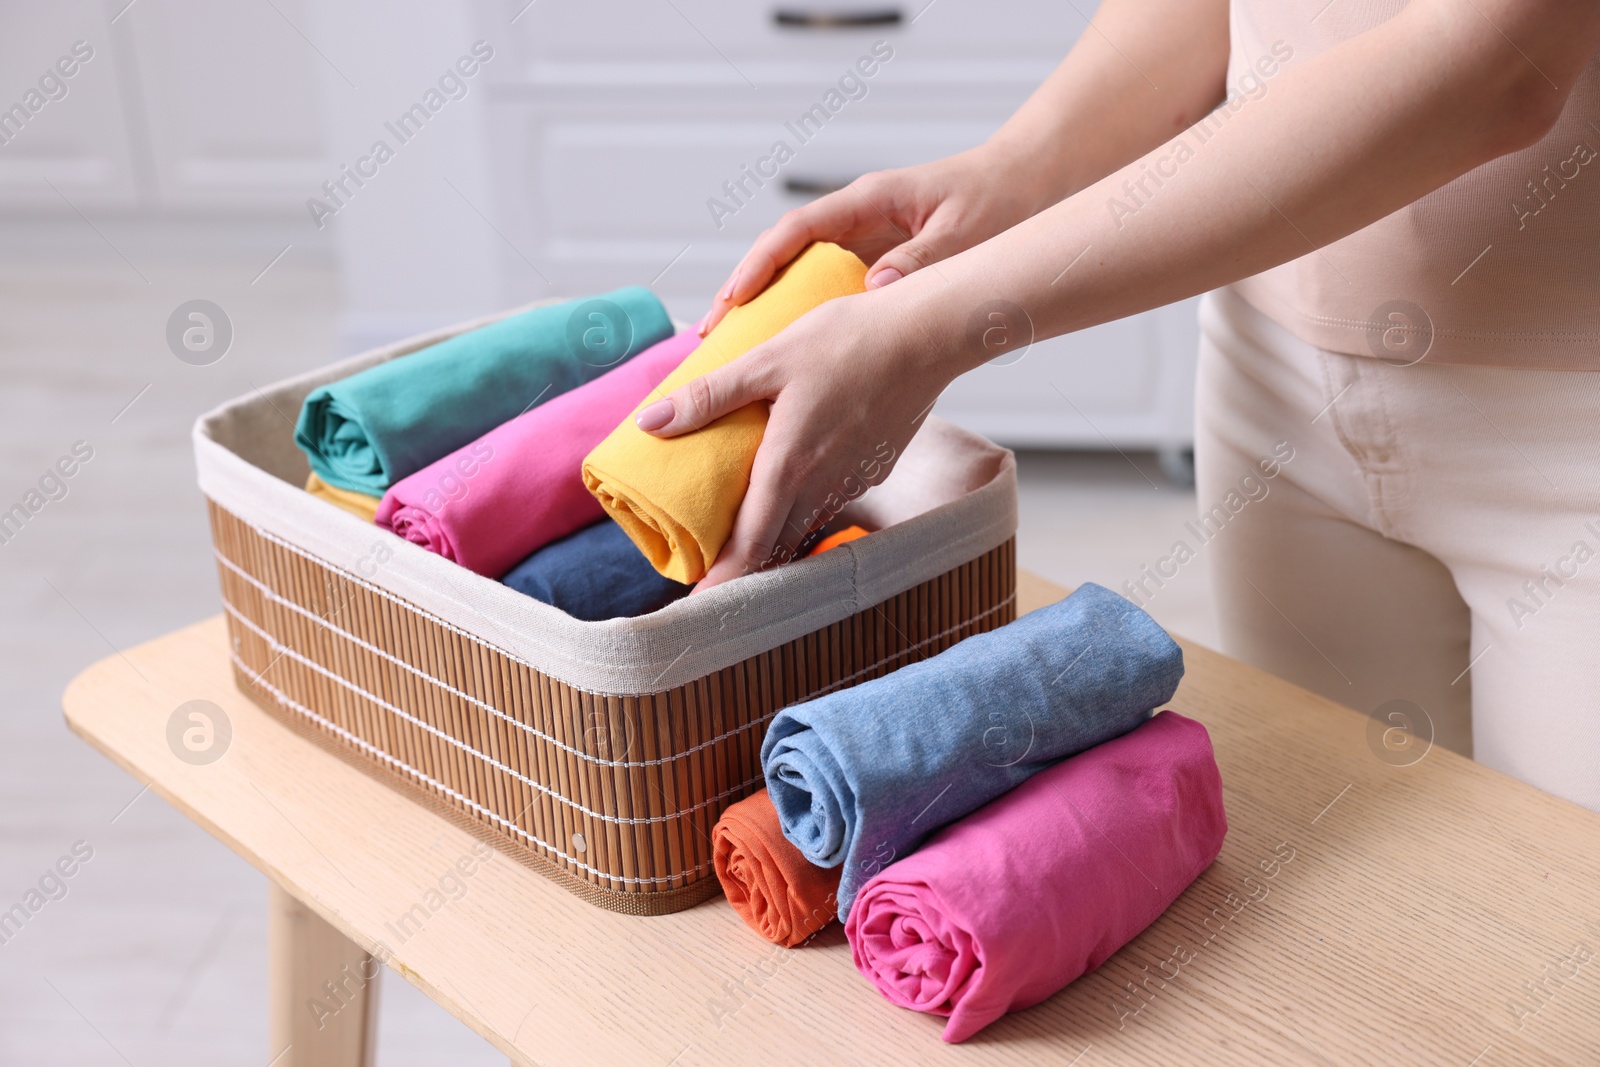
xmin=867 ymin=267 xmax=903 ymax=288
xmin=635 ymin=399 xmax=675 ymax=432
xmin=720 ymin=270 xmax=740 ymax=301
xmin=695 ymin=313 xmax=710 ymax=338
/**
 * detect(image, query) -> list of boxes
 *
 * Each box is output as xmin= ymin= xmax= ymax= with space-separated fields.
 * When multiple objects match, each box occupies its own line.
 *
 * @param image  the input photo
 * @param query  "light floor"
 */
xmin=0 ymin=226 xmax=1214 ymax=1065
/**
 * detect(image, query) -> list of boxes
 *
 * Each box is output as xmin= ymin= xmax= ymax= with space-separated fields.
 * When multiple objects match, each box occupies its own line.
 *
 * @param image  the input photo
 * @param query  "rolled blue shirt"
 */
xmin=761 ymin=582 xmax=1184 ymax=918
xmin=501 ymin=519 xmax=690 ymax=621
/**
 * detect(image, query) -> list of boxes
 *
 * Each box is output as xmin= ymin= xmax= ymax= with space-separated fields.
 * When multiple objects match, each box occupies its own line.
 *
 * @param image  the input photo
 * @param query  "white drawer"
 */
xmin=496 ymin=0 xmax=1075 ymax=74
xmin=535 ymin=117 xmax=997 ymax=243
xmin=486 ymin=88 xmax=1025 ymax=297
xmin=948 ymin=318 xmax=1160 ymax=414
xmin=935 ymin=299 xmax=1200 ymax=449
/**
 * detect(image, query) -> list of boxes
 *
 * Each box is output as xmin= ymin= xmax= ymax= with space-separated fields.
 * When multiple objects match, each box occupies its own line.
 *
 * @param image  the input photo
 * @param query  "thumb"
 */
xmin=634 ymin=355 xmax=773 ymax=437
xmin=865 ymin=225 xmax=963 ymax=289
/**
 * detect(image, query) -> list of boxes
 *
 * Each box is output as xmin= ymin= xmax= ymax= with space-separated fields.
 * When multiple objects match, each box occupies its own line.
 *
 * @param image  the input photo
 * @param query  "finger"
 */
xmin=700 ymin=259 xmax=752 ymax=338
xmin=865 ymin=221 xmax=963 ymax=289
xmin=634 ymin=349 xmax=778 ymax=438
xmin=693 ymin=436 xmax=806 ymax=592
xmin=700 ymin=194 xmax=861 ymax=335
xmin=699 ymin=224 xmax=809 ymax=337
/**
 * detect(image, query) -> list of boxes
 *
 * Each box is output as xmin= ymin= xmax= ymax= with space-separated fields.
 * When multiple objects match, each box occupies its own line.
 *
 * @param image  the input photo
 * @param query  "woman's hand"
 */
xmin=699 ymin=144 xmax=1046 ymax=337
xmin=640 ymin=283 xmax=960 ymax=590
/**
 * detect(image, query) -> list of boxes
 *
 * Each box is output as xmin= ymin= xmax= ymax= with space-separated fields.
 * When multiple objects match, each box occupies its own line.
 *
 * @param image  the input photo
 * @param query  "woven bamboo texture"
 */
xmin=207 ymin=501 xmax=1017 ymax=914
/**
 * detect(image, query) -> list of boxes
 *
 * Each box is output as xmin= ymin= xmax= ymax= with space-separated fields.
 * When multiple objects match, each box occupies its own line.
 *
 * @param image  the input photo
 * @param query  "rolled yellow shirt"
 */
xmin=582 ymin=242 xmax=868 ymax=583
xmin=305 ymin=471 xmax=382 ymax=523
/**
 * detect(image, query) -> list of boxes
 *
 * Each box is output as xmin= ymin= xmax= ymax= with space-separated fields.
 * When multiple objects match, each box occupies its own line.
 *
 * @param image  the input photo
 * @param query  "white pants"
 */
xmin=1196 ymin=286 xmax=1600 ymax=813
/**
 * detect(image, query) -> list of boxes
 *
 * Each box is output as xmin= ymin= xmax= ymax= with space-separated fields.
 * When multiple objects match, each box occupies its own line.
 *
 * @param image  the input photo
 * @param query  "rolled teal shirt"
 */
xmin=296 ymin=287 xmax=673 ymax=495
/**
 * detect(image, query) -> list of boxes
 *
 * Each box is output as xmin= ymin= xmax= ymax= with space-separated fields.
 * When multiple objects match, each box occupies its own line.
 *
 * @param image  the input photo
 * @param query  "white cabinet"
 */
xmin=1 ymin=0 xmax=1198 ymax=454
xmin=478 ymin=0 xmax=1197 ymax=452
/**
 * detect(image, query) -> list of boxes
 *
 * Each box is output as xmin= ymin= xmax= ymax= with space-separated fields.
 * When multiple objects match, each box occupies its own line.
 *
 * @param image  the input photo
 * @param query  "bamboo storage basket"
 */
xmin=193 ymin=305 xmax=1019 ymax=916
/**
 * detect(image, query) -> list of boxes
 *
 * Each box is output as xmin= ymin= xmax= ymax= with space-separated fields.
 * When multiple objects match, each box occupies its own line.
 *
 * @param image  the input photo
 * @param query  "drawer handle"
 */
xmin=773 ymin=8 xmax=903 ymax=28
xmin=783 ymin=176 xmax=856 ymax=196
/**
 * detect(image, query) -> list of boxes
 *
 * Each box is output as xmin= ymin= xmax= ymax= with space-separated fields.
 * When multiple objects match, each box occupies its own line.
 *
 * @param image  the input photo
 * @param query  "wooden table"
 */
xmin=62 ymin=573 xmax=1600 ymax=1066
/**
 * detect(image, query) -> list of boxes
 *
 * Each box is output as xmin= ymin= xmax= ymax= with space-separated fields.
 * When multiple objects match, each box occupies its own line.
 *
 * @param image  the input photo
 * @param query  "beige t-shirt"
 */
xmin=1229 ymin=0 xmax=1600 ymax=368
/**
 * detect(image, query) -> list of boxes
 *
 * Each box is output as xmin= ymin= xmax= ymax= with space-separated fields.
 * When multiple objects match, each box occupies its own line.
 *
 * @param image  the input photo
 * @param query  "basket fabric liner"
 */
xmin=192 ymin=301 xmax=1018 ymax=912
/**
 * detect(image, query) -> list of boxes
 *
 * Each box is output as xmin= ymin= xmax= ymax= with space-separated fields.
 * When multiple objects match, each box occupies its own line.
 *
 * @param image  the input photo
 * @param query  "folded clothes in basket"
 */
xmin=304 ymin=472 xmax=382 ymax=522
xmin=582 ymin=243 xmax=867 ymax=584
xmin=846 ymin=711 xmax=1227 ymax=1042
xmin=296 ymin=288 xmax=673 ymax=495
xmin=713 ymin=790 xmax=842 ymax=948
xmin=762 ymin=582 xmax=1183 ymax=918
xmin=500 ymin=518 xmax=691 ymax=621
xmin=374 ymin=330 xmax=700 ymax=577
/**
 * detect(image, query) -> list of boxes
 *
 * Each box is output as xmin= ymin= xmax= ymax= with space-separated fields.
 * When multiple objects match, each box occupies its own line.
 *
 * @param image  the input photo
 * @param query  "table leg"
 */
xmin=268 ymin=882 xmax=379 ymax=1067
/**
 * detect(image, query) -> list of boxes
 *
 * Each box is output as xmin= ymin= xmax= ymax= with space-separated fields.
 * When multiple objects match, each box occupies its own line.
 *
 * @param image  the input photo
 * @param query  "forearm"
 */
xmin=978 ymin=0 xmax=1231 ymax=213
xmin=898 ymin=0 xmax=1599 ymax=375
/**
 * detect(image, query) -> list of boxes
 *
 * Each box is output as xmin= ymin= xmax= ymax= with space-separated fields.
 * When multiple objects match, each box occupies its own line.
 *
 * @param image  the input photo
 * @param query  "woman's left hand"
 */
xmin=634 ymin=285 xmax=955 ymax=591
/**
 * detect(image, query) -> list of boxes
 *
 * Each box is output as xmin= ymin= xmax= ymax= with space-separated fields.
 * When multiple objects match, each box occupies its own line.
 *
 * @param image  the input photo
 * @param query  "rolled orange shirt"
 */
xmin=713 ymin=790 xmax=841 ymax=947
xmin=807 ymin=524 xmax=869 ymax=556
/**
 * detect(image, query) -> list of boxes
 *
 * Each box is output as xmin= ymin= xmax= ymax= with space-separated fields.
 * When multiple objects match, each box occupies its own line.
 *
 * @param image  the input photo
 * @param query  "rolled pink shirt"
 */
xmin=845 ymin=710 xmax=1227 ymax=1043
xmin=375 ymin=329 xmax=699 ymax=578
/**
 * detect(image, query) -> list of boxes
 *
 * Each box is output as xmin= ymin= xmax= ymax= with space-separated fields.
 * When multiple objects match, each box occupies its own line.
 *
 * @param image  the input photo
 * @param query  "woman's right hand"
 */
xmin=699 ymin=143 xmax=1045 ymax=336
